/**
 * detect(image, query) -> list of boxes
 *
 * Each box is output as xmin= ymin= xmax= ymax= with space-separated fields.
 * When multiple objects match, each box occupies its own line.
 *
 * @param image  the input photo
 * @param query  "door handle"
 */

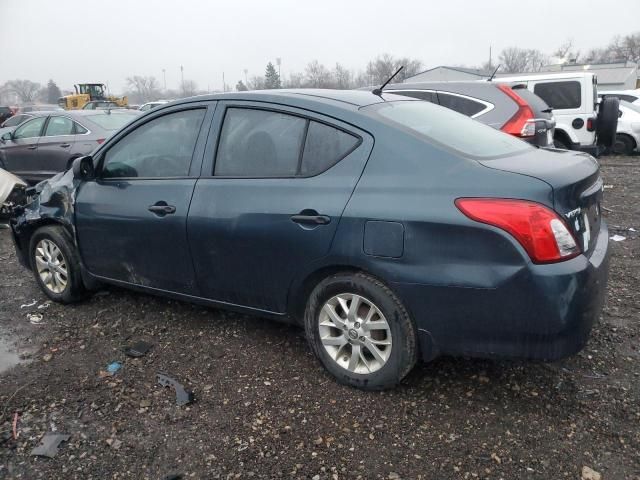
xmin=290 ymin=213 xmax=331 ymax=225
xmin=148 ymin=202 xmax=176 ymax=216
xmin=27 ymin=146 xmax=37 ymax=150
xmin=59 ymin=143 xmax=71 ymax=148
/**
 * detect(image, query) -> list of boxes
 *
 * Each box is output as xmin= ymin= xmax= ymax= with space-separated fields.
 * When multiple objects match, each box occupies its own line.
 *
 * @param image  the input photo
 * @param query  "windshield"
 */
xmin=366 ymin=100 xmax=531 ymax=158
xmin=86 ymin=113 xmax=137 ymax=130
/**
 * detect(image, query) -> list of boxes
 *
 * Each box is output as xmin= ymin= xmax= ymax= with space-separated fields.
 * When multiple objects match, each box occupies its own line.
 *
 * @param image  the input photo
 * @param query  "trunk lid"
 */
xmin=479 ymin=148 xmax=603 ymax=255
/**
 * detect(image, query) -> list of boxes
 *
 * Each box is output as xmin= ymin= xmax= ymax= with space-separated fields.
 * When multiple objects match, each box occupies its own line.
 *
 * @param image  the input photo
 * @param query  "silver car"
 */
xmin=0 ymin=109 xmax=140 ymax=184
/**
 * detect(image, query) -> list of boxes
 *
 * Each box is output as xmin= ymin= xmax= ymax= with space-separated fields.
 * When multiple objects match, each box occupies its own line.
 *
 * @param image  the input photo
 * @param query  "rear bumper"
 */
xmin=574 ymin=142 xmax=604 ymax=157
xmin=393 ymin=222 xmax=610 ymax=362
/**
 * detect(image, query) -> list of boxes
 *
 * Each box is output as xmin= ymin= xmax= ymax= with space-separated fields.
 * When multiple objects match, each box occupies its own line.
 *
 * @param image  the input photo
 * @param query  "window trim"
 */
xmin=211 ymin=105 xmax=363 ymax=179
xmin=96 ymin=106 xmax=208 ymax=181
xmin=387 ymin=89 xmax=494 ymax=119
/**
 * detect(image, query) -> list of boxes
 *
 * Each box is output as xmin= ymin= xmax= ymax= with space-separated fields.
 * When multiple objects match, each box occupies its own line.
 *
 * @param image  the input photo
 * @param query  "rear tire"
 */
xmin=29 ymin=225 xmax=86 ymax=303
xmin=553 ymin=137 xmax=569 ymax=150
xmin=304 ymin=272 xmax=417 ymax=390
xmin=611 ymin=134 xmax=636 ymax=155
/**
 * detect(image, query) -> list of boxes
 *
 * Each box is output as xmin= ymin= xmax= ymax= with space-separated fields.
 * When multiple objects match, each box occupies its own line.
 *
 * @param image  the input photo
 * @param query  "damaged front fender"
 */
xmin=9 ymin=168 xmax=82 ymax=269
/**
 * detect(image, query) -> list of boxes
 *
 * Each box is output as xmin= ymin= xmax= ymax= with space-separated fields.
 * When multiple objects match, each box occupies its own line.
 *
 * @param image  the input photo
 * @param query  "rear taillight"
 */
xmin=586 ymin=117 xmax=595 ymax=131
xmin=96 ymin=138 xmax=105 ymax=144
xmin=497 ymin=84 xmax=536 ymax=137
xmin=455 ymin=198 xmax=580 ymax=264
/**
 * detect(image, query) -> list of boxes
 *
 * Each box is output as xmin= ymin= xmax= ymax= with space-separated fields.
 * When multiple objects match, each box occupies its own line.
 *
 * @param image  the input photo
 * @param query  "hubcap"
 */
xmin=34 ymin=239 xmax=68 ymax=294
xmin=318 ymin=293 xmax=392 ymax=374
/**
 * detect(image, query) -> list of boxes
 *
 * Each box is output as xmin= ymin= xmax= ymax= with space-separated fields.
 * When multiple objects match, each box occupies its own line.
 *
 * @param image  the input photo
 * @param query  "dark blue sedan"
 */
xmin=8 ymin=89 xmax=609 ymax=390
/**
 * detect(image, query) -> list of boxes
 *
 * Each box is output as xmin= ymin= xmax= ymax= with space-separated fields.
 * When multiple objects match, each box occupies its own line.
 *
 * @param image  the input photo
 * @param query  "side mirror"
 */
xmin=0 ymin=132 xmax=12 ymax=143
xmin=72 ymin=155 xmax=95 ymax=180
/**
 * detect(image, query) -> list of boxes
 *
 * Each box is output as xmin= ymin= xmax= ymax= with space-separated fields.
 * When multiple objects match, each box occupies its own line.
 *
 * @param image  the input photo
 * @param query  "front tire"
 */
xmin=29 ymin=225 xmax=86 ymax=303
xmin=612 ymin=134 xmax=636 ymax=155
xmin=304 ymin=272 xmax=417 ymax=390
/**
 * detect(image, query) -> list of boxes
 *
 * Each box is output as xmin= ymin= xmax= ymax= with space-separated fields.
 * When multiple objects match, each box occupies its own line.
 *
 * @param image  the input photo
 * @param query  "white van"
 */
xmin=496 ymin=72 xmax=618 ymax=155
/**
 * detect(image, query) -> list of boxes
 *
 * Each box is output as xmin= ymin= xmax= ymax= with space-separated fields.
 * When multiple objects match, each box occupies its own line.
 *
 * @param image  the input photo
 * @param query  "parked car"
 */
xmin=7 ymin=90 xmax=609 ymax=390
xmin=0 ymin=106 xmax=14 ymax=124
xmin=496 ymin=72 xmax=618 ymax=154
xmin=139 ymin=100 xmax=170 ymax=111
xmin=0 ymin=113 xmax=37 ymax=137
xmin=0 ymin=110 xmax=139 ymax=184
xmin=599 ymin=89 xmax=640 ymax=106
xmin=385 ymin=81 xmax=555 ymax=147
xmin=82 ymin=101 xmax=122 ymax=110
xmin=609 ymin=100 xmax=640 ymax=155
xmin=20 ymin=104 xmax=63 ymax=113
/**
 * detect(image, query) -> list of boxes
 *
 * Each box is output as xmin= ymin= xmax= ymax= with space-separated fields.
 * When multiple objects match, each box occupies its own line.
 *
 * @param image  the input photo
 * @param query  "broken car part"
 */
xmin=30 ymin=433 xmax=70 ymax=458
xmin=157 ymin=373 xmax=194 ymax=406
xmin=123 ymin=340 xmax=153 ymax=358
xmin=0 ymin=168 xmax=27 ymax=219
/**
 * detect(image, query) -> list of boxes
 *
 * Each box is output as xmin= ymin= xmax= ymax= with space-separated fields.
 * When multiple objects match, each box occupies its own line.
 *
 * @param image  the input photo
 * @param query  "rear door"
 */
xmin=75 ymin=103 xmax=212 ymax=294
xmin=188 ymin=102 xmax=373 ymax=313
xmin=35 ymin=115 xmax=77 ymax=176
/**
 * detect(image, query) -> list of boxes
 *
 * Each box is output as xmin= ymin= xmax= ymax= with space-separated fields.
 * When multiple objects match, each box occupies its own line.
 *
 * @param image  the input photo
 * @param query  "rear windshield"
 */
xmin=365 ymin=100 xmax=531 ymax=158
xmin=86 ymin=113 xmax=138 ymax=130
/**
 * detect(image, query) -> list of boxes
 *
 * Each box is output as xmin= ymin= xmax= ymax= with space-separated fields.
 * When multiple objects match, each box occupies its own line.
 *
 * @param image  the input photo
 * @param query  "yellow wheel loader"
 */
xmin=58 ymin=83 xmax=128 ymax=110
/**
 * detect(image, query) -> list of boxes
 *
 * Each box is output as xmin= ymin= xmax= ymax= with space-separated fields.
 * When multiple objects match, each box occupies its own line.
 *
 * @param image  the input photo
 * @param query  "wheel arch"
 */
xmin=13 ymin=218 xmax=75 ymax=270
xmin=553 ymin=128 xmax=574 ymax=148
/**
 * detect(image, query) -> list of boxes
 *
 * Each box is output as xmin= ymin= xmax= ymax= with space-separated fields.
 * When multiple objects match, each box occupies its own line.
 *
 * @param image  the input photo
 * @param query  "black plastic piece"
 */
xmin=157 ymin=373 xmax=194 ymax=406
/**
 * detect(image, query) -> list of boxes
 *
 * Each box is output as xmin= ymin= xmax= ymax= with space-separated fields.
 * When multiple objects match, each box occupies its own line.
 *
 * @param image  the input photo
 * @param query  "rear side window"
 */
xmin=45 ymin=116 xmax=74 ymax=136
xmin=389 ymin=90 xmax=437 ymax=103
xmin=301 ymin=122 xmax=359 ymax=176
xmin=367 ymin=100 xmax=530 ymax=158
xmin=215 ymin=108 xmax=359 ymax=177
xmin=437 ymin=93 xmax=486 ymax=117
xmin=102 ymin=109 xmax=205 ymax=178
xmin=533 ymin=81 xmax=581 ymax=109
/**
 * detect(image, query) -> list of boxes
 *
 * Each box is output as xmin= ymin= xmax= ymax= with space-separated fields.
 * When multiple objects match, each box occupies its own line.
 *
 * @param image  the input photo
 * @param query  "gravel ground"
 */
xmin=0 ymin=155 xmax=639 ymax=480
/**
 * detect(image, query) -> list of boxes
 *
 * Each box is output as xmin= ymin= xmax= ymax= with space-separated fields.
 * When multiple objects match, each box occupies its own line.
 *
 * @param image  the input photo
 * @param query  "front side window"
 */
xmin=13 ymin=117 xmax=46 ymax=139
xmin=437 ymin=92 xmax=486 ymax=117
xmin=45 ymin=116 xmax=74 ymax=136
xmin=534 ymin=81 xmax=581 ymax=109
xmin=366 ymin=100 xmax=530 ymax=158
xmin=215 ymin=108 xmax=306 ymax=176
xmin=101 ymin=109 xmax=205 ymax=178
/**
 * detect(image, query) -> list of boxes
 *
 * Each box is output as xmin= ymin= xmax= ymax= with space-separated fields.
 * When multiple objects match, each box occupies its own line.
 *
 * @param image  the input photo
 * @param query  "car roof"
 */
xmin=168 ymin=89 xmax=416 ymax=110
xmin=496 ymin=71 xmax=595 ymax=82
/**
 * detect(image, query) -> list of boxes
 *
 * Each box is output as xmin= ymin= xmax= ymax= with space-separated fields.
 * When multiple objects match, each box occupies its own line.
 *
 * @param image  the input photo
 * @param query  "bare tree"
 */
xmin=333 ymin=63 xmax=353 ymax=89
xmin=499 ymin=47 xmax=548 ymax=73
xmin=366 ymin=54 xmax=422 ymax=84
xmin=283 ymin=72 xmax=305 ymax=88
xmin=5 ymin=79 xmax=41 ymax=103
xmin=554 ymin=39 xmax=580 ymax=62
xmin=247 ymin=75 xmax=265 ymax=90
xmin=305 ymin=60 xmax=333 ymax=88
xmin=125 ymin=75 xmax=160 ymax=102
xmin=181 ymin=79 xmax=198 ymax=97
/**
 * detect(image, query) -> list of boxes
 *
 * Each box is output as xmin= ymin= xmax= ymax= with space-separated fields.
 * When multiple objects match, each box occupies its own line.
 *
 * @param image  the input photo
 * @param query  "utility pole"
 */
xmin=244 ymin=69 xmax=248 ymax=85
xmin=180 ymin=65 xmax=184 ymax=94
xmin=488 ymin=46 xmax=492 ymax=70
xmin=276 ymin=57 xmax=282 ymax=79
xmin=222 ymin=72 xmax=226 ymax=92
xmin=162 ymin=69 xmax=166 ymax=90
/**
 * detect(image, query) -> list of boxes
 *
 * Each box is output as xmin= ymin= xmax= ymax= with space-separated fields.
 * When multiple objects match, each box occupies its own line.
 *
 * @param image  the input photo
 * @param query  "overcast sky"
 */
xmin=1 ymin=0 xmax=639 ymax=93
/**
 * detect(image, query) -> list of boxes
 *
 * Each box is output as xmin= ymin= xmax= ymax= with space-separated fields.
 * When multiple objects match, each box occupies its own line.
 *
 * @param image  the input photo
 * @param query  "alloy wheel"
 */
xmin=34 ymin=239 xmax=68 ymax=294
xmin=318 ymin=293 xmax=392 ymax=374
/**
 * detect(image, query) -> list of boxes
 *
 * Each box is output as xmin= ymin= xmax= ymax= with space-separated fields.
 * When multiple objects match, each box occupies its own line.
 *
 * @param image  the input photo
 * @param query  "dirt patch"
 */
xmin=1 ymin=155 xmax=639 ymax=479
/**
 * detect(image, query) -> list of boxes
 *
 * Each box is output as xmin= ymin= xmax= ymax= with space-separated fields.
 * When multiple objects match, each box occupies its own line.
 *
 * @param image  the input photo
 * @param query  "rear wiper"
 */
xmin=542 ymin=108 xmax=553 ymax=113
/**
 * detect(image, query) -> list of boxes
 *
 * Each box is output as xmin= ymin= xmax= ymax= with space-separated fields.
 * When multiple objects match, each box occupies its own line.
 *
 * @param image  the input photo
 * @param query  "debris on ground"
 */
xmin=123 ymin=340 xmax=153 ymax=358
xmin=106 ymin=361 xmax=122 ymax=374
xmin=581 ymin=466 xmax=602 ymax=480
xmin=157 ymin=373 xmax=194 ymax=406
xmin=610 ymin=234 xmax=626 ymax=242
xmin=42 ymin=353 xmax=53 ymax=362
xmin=37 ymin=302 xmax=50 ymax=310
xmin=162 ymin=474 xmax=183 ymax=480
xmin=30 ymin=433 xmax=70 ymax=458
xmin=12 ymin=412 xmax=19 ymax=440
xmin=20 ymin=300 xmax=37 ymax=309
xmin=27 ymin=312 xmax=44 ymax=325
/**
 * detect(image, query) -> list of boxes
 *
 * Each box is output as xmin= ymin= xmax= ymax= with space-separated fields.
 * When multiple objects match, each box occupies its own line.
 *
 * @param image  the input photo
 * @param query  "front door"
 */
xmin=188 ymin=102 xmax=373 ymax=313
xmin=0 ymin=116 xmax=47 ymax=182
xmin=75 ymin=105 xmax=211 ymax=294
